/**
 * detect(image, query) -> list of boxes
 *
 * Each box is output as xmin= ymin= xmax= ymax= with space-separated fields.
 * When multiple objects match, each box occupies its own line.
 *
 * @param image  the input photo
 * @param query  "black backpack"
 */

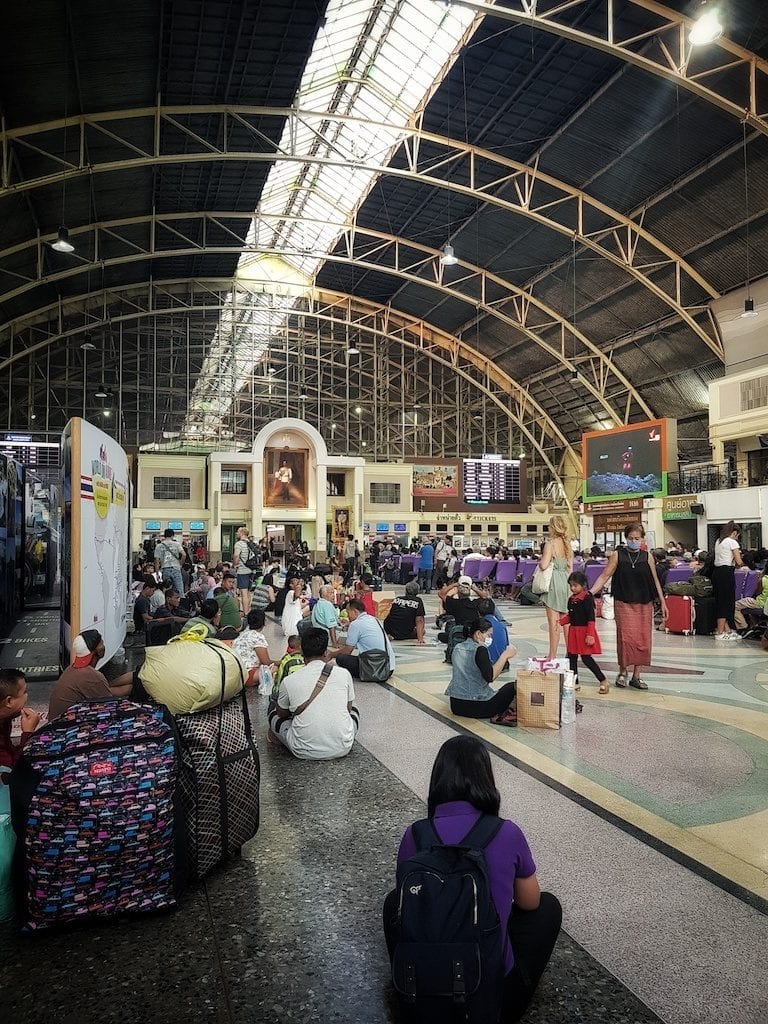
xmin=244 ymin=540 xmax=260 ymax=571
xmin=391 ymin=815 xmax=505 ymax=1024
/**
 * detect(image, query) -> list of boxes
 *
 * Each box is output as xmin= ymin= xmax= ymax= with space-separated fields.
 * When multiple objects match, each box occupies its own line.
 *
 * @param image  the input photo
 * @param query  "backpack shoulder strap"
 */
xmin=459 ymin=814 xmax=504 ymax=851
xmin=411 ymin=817 xmax=442 ymax=851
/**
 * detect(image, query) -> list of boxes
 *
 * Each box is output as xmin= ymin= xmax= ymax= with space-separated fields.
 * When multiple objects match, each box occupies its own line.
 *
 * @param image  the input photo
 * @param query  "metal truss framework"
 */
xmin=0 ymin=215 xmax=658 ymax=425
xmin=448 ymin=0 xmax=768 ymax=136
xmin=0 ymin=279 xmax=581 ymax=512
xmin=0 ymin=107 xmax=723 ymax=362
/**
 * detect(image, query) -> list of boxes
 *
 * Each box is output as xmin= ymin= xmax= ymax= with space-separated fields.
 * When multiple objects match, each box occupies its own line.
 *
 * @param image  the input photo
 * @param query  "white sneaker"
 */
xmin=715 ymin=632 xmax=728 ymax=640
xmin=726 ymin=631 xmax=743 ymax=641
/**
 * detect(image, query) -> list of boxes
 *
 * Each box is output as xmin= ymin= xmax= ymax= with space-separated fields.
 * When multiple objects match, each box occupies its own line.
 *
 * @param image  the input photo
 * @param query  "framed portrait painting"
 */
xmin=264 ymin=448 xmax=309 ymax=508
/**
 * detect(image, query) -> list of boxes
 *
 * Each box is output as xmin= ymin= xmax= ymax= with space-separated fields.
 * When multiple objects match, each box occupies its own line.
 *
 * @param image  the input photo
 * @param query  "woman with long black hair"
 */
xmin=383 ymin=736 xmax=562 ymax=1022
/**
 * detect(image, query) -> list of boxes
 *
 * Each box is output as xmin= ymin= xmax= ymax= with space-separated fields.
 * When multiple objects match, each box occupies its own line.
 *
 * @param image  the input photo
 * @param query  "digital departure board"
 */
xmin=463 ymin=457 xmax=521 ymax=505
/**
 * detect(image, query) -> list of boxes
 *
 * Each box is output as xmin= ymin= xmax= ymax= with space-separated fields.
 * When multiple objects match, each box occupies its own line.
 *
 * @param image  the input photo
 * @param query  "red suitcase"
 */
xmin=665 ymin=595 xmax=695 ymax=635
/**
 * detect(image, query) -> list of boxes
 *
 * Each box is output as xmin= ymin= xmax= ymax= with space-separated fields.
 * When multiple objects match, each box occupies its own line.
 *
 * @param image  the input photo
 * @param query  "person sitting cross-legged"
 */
xmin=328 ymin=599 xmax=395 ymax=680
xmin=268 ymin=627 xmax=359 ymax=760
xmin=383 ymin=580 xmax=425 ymax=643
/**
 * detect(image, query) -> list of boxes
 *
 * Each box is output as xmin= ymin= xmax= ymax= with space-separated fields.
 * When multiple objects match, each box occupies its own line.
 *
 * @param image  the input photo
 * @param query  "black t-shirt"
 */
xmin=474 ymin=645 xmax=493 ymax=683
xmin=384 ymin=596 xmax=425 ymax=639
xmin=444 ymin=595 xmax=480 ymax=626
xmin=133 ymin=594 xmax=151 ymax=631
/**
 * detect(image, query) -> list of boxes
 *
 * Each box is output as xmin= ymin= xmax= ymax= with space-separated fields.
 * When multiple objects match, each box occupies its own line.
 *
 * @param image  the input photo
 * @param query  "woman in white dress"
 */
xmin=281 ymin=575 xmax=309 ymax=637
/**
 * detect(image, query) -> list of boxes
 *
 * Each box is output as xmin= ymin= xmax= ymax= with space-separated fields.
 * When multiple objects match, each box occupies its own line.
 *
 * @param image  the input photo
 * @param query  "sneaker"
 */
xmin=725 ymin=631 xmax=743 ymax=641
xmin=715 ymin=632 xmax=728 ymax=641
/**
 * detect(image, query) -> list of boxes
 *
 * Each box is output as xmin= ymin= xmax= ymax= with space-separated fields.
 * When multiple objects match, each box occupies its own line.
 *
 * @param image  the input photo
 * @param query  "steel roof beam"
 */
xmin=448 ymin=0 xmax=768 ymax=136
xmin=0 ymin=216 xmax=653 ymax=422
xmin=0 ymin=106 xmax=722 ymax=360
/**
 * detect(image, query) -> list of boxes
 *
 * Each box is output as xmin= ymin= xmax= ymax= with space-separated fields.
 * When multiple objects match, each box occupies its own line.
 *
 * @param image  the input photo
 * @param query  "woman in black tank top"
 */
xmin=588 ymin=522 xmax=667 ymax=692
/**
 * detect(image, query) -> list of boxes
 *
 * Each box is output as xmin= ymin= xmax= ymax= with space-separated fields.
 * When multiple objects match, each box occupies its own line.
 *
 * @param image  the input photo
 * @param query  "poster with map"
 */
xmin=61 ymin=419 xmax=129 ymax=667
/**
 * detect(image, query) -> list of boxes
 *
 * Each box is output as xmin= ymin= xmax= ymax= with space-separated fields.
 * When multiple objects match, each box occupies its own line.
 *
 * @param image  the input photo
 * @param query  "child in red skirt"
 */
xmin=560 ymin=571 xmax=609 ymax=695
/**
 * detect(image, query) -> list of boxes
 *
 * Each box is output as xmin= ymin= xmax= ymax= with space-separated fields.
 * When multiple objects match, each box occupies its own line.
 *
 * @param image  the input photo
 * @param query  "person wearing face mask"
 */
xmin=445 ymin=618 xmax=518 ymax=722
xmin=589 ymin=522 xmax=668 ymax=691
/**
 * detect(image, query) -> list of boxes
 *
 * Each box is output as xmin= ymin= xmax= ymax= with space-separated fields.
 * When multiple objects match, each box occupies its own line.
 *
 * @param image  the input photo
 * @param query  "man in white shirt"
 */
xmin=268 ymin=627 xmax=359 ymax=760
xmin=328 ymin=599 xmax=396 ymax=679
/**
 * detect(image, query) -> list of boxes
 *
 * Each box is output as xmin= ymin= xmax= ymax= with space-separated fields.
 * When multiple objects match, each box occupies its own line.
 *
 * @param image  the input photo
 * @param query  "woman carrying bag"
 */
xmin=536 ymin=516 xmax=572 ymax=661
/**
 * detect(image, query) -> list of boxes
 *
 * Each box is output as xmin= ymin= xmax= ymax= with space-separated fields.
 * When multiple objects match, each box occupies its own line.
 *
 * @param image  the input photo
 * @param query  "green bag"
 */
xmin=690 ymin=574 xmax=713 ymax=598
xmin=666 ymin=581 xmax=694 ymax=596
xmin=0 ymin=767 xmax=14 ymax=922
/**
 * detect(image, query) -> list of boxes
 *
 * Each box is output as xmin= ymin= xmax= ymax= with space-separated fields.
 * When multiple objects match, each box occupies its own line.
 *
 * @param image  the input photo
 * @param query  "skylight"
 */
xmin=182 ymin=0 xmax=480 ymax=439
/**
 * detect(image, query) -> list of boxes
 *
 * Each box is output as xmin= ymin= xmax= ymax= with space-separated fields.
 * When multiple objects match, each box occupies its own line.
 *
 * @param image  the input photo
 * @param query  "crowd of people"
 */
xmin=5 ymin=518 xmax=768 ymax=1017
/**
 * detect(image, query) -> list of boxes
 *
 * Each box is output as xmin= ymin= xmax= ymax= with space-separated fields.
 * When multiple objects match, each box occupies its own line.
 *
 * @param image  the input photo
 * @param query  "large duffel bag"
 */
xmin=172 ymin=645 xmax=260 ymax=880
xmin=10 ymin=700 xmax=179 ymax=931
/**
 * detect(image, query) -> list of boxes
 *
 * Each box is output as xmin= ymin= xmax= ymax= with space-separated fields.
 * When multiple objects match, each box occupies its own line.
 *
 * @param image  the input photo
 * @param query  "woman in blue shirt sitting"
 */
xmin=445 ymin=618 xmax=517 ymax=721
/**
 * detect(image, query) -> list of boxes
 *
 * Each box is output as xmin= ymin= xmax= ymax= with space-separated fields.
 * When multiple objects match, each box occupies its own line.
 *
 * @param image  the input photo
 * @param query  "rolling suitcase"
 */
xmin=665 ymin=594 xmax=694 ymax=635
xmin=693 ymin=595 xmax=716 ymax=636
xmin=10 ymin=700 xmax=179 ymax=931
xmin=173 ymin=646 xmax=260 ymax=879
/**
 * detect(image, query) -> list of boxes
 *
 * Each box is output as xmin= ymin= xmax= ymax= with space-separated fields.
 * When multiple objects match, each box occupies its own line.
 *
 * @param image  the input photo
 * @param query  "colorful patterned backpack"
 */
xmin=10 ymin=700 xmax=179 ymax=931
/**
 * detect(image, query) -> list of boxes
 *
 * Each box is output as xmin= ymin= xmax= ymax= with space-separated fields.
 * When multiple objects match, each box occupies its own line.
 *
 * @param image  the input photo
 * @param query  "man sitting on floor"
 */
xmin=328 ymin=599 xmax=395 ymax=680
xmin=180 ymin=597 xmax=221 ymax=638
xmin=383 ymin=580 xmax=425 ymax=644
xmin=268 ymin=627 xmax=359 ymax=760
xmin=213 ymin=571 xmax=243 ymax=630
xmin=48 ymin=631 xmax=134 ymax=720
xmin=0 ymin=669 xmax=41 ymax=773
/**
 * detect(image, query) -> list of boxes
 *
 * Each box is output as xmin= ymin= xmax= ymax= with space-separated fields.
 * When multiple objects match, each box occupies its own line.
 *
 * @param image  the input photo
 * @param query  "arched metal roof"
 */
xmin=0 ymin=0 xmax=767 ymax=478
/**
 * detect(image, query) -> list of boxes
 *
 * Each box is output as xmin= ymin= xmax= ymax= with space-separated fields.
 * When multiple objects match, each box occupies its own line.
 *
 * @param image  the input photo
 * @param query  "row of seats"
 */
xmin=459 ymin=557 xmax=762 ymax=598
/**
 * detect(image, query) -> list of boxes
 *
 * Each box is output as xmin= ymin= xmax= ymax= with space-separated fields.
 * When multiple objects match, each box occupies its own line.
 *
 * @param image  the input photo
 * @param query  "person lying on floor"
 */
xmin=268 ymin=627 xmax=359 ymax=760
xmin=445 ymin=618 xmax=517 ymax=723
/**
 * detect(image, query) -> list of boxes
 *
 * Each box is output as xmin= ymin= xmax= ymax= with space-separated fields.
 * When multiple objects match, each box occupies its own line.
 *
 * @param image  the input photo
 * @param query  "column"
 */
xmin=315 ymin=464 xmax=327 ymax=562
xmin=209 ymin=460 xmax=222 ymax=560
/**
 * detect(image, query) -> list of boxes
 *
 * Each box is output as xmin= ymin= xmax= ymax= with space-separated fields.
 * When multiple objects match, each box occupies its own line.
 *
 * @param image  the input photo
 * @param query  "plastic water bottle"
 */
xmin=561 ymin=670 xmax=576 ymax=725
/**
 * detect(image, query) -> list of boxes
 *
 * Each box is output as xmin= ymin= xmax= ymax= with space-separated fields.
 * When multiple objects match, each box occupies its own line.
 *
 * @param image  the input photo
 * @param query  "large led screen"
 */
xmin=582 ymin=419 xmax=676 ymax=502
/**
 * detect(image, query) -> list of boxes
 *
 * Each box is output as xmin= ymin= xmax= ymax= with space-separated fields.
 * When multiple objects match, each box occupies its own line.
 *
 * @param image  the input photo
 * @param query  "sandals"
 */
xmin=598 ymin=681 xmax=609 ymax=695
xmin=615 ymin=671 xmax=627 ymax=688
xmin=629 ymin=677 xmax=648 ymax=690
xmin=491 ymin=709 xmax=517 ymax=727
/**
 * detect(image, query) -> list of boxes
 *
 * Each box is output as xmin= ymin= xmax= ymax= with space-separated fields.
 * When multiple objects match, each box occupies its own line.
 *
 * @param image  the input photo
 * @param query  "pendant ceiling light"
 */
xmin=440 ymin=243 xmax=458 ymax=266
xmin=51 ymin=226 xmax=75 ymax=253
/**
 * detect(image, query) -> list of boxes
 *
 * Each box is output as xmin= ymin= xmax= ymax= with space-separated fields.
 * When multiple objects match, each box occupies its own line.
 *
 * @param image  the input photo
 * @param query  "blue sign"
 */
xmin=167 ymin=520 xmax=183 ymax=531
xmin=363 ymin=522 xmax=370 ymax=532
xmin=393 ymin=523 xmax=407 ymax=532
xmin=375 ymin=522 xmax=389 ymax=533
xmin=189 ymin=520 xmax=206 ymax=531
xmin=144 ymin=520 xmax=161 ymax=531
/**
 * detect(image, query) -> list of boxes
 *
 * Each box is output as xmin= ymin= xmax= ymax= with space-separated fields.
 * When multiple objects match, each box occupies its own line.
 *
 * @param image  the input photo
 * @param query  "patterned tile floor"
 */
xmin=386 ymin=597 xmax=768 ymax=906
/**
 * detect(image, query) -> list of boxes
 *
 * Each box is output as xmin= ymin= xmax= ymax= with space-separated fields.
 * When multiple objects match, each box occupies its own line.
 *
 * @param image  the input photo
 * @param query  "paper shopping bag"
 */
xmin=526 ymin=656 xmax=569 ymax=675
xmin=516 ymin=670 xmax=562 ymax=730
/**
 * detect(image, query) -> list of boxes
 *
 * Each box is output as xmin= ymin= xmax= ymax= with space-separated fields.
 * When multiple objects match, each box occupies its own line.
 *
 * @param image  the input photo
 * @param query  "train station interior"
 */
xmin=0 ymin=3 xmax=767 ymax=1024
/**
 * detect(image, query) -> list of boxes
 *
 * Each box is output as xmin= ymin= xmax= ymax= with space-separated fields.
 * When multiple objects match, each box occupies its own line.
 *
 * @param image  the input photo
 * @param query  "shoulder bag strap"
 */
xmin=292 ymin=659 xmax=335 ymax=717
xmin=377 ymin=618 xmax=392 ymax=667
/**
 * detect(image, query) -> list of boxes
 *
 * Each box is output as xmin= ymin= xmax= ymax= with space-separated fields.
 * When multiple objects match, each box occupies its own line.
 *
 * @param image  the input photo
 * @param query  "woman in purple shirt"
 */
xmin=384 ymin=736 xmax=561 ymax=1021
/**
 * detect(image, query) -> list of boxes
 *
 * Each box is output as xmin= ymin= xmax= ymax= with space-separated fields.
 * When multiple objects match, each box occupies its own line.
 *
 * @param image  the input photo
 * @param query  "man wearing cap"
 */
xmin=438 ymin=575 xmax=489 ymax=628
xmin=383 ymin=580 xmax=426 ymax=643
xmin=48 ymin=630 xmax=134 ymax=720
xmin=154 ymin=527 xmax=186 ymax=596
xmin=213 ymin=571 xmax=242 ymax=630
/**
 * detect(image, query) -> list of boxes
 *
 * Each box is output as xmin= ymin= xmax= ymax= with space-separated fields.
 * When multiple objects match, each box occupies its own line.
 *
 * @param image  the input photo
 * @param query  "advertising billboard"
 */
xmin=582 ymin=419 xmax=677 ymax=502
xmin=61 ymin=419 xmax=130 ymax=667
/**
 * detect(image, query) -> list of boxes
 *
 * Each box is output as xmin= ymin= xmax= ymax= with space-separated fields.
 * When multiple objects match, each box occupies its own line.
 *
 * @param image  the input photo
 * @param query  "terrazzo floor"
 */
xmin=4 ymin=590 xmax=768 ymax=1024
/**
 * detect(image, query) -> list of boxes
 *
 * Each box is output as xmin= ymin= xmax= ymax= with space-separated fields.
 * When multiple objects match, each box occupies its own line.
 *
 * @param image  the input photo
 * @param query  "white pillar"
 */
xmin=209 ymin=460 xmax=222 ymax=559
xmin=315 ymin=464 xmax=327 ymax=561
